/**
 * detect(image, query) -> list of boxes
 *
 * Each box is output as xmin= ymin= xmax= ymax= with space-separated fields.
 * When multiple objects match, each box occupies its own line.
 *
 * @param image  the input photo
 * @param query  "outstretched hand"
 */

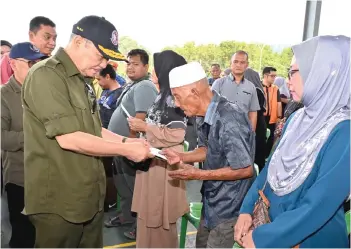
xmin=168 ymin=163 xmax=201 ymax=180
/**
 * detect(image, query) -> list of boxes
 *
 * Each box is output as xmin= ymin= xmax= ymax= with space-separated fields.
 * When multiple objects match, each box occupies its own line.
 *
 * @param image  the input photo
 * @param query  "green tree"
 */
xmin=162 ymin=40 xmax=293 ymax=78
xmin=116 ymin=36 xmax=153 ymax=77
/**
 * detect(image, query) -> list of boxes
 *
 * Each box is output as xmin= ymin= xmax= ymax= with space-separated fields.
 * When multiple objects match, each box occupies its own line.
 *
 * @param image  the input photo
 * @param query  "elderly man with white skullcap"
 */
xmin=163 ymin=62 xmax=256 ymax=248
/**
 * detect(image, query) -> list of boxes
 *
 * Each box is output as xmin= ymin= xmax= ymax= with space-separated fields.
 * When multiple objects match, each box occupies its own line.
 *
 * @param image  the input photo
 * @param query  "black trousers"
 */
xmin=5 ymin=183 xmax=35 ymax=248
xmin=265 ymin=116 xmax=276 ymax=158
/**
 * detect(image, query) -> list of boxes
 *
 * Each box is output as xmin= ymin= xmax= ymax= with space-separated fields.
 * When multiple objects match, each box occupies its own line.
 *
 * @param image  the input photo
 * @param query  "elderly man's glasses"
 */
xmin=15 ymin=59 xmax=37 ymax=68
xmin=288 ymin=69 xmax=299 ymax=80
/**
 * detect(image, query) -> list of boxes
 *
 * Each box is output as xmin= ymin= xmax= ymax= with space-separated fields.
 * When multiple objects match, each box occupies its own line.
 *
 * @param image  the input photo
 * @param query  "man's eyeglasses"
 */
xmin=15 ymin=59 xmax=37 ymax=68
xmin=288 ymin=69 xmax=299 ymax=80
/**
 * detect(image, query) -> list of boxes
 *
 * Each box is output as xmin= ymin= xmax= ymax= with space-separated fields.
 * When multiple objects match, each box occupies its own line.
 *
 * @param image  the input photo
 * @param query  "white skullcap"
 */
xmin=169 ymin=61 xmax=207 ymax=88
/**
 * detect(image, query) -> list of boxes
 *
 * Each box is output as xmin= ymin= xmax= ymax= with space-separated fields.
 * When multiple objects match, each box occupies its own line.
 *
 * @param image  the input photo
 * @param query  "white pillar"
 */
xmin=302 ymin=0 xmax=322 ymax=41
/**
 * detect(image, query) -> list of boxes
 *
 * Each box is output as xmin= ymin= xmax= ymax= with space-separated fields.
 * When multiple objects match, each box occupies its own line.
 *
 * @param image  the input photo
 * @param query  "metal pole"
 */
xmin=302 ymin=0 xmax=322 ymax=41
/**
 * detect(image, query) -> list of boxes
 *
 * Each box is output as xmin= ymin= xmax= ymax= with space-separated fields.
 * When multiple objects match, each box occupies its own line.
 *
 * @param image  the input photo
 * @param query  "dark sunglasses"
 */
xmin=288 ymin=69 xmax=299 ymax=80
xmin=15 ymin=59 xmax=37 ymax=68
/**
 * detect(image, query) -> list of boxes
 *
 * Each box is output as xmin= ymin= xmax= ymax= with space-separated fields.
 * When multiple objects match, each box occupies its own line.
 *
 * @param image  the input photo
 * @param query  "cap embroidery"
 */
xmin=98 ymin=45 xmax=125 ymax=60
xmin=111 ymin=30 xmax=118 ymax=46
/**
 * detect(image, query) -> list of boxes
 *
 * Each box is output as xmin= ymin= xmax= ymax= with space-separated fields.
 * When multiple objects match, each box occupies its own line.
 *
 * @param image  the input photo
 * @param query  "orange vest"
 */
xmin=264 ymin=84 xmax=279 ymax=124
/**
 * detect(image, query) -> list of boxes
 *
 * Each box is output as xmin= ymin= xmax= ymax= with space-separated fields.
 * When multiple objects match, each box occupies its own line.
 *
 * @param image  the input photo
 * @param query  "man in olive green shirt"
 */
xmin=1 ymin=42 xmax=47 ymax=248
xmin=22 ymin=15 xmax=152 ymax=248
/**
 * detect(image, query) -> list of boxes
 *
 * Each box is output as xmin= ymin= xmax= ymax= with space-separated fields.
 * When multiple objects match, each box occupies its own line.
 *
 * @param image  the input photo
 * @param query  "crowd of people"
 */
xmin=1 ymin=14 xmax=350 ymax=249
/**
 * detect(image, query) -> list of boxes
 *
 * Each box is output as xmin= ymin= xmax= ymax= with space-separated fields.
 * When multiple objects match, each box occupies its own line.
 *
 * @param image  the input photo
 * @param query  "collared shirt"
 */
xmin=211 ymin=74 xmax=260 ymax=113
xmin=196 ymin=91 xmax=256 ymax=229
xmin=208 ymin=77 xmax=219 ymax=86
xmin=1 ymin=76 xmax=24 ymax=187
xmin=22 ymin=47 xmax=105 ymax=223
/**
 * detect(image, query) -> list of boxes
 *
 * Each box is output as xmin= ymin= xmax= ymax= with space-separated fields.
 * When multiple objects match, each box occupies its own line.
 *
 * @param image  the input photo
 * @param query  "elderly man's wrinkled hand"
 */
xmin=161 ymin=148 xmax=181 ymax=165
xmin=168 ymin=165 xmax=200 ymax=180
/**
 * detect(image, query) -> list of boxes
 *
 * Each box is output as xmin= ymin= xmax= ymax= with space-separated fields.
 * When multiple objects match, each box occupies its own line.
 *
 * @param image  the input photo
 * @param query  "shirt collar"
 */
xmin=8 ymin=76 xmax=22 ymax=93
xmin=204 ymin=91 xmax=221 ymax=125
xmin=229 ymin=73 xmax=245 ymax=84
xmin=55 ymin=47 xmax=80 ymax=77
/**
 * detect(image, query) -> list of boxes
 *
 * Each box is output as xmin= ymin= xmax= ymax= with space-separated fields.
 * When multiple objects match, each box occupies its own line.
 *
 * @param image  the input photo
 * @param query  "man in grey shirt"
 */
xmin=106 ymin=49 xmax=158 ymax=239
xmin=212 ymin=50 xmax=260 ymax=130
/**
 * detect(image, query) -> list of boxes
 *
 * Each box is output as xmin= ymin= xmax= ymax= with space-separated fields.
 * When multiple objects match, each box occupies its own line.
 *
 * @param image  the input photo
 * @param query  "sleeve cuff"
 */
xmin=228 ymin=159 xmax=252 ymax=170
xmin=44 ymin=115 xmax=81 ymax=139
xmin=239 ymin=204 xmax=254 ymax=215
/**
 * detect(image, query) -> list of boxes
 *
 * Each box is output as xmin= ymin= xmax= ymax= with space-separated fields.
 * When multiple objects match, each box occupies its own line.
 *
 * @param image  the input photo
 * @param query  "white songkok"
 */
xmin=169 ymin=61 xmax=206 ymax=88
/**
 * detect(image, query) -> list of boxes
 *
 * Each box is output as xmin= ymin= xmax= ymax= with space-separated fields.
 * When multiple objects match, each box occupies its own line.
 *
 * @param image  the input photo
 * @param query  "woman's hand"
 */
xmin=127 ymin=117 xmax=147 ymax=132
xmin=241 ymin=230 xmax=256 ymax=248
xmin=234 ymin=214 xmax=253 ymax=246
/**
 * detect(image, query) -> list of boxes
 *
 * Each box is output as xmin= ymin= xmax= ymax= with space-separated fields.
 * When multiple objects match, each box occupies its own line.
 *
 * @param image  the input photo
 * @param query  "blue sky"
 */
xmin=2 ymin=0 xmax=350 ymax=53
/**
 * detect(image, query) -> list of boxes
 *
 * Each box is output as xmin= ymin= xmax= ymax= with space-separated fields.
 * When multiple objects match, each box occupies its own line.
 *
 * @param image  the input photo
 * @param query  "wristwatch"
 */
xmin=122 ymin=137 xmax=127 ymax=143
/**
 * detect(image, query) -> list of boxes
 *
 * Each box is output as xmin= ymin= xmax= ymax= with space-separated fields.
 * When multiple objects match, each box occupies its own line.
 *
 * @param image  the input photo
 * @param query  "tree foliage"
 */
xmin=163 ymin=41 xmax=293 ymax=77
xmin=116 ymin=36 xmax=293 ymax=79
xmin=116 ymin=36 xmax=152 ymax=77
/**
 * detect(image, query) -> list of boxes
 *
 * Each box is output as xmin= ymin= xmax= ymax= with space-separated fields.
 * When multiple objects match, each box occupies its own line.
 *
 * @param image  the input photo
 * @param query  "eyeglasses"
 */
xmin=15 ymin=59 xmax=37 ymax=68
xmin=84 ymin=81 xmax=97 ymax=114
xmin=288 ymin=69 xmax=299 ymax=80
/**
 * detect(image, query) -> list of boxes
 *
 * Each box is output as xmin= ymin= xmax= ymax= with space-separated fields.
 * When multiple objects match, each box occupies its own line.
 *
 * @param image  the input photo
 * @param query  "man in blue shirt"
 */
xmin=96 ymin=64 xmax=123 ymax=129
xmin=208 ymin=63 xmax=221 ymax=86
xmin=164 ymin=62 xmax=256 ymax=248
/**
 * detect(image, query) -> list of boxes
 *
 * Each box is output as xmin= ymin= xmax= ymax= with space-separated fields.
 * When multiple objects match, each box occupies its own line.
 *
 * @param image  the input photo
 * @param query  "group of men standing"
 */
xmin=208 ymin=56 xmax=286 ymax=170
xmin=1 ymin=14 xmax=287 ymax=249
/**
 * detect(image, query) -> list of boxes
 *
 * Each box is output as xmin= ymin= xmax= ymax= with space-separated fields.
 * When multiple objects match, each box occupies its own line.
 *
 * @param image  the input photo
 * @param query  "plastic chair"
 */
xmin=184 ymin=141 xmax=189 ymax=152
xmin=345 ymin=210 xmax=350 ymax=235
xmin=179 ymin=202 xmax=203 ymax=248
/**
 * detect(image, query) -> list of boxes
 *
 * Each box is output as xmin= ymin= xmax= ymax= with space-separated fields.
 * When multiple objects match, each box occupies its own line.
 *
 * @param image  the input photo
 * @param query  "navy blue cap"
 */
xmin=9 ymin=42 xmax=47 ymax=61
xmin=72 ymin=16 xmax=127 ymax=61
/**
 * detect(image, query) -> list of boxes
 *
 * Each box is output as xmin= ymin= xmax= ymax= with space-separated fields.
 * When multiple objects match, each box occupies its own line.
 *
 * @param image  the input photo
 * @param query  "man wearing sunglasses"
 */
xmin=1 ymin=42 xmax=47 ymax=248
xmin=21 ymin=16 xmax=153 ymax=248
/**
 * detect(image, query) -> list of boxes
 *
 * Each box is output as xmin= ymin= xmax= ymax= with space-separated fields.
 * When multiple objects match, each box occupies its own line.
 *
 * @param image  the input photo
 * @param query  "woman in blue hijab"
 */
xmin=234 ymin=35 xmax=350 ymax=248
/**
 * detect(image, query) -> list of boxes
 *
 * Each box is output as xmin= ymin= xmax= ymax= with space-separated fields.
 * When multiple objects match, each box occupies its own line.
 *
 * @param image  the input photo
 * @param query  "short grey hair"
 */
xmin=69 ymin=33 xmax=77 ymax=42
xmin=69 ymin=33 xmax=92 ymax=46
